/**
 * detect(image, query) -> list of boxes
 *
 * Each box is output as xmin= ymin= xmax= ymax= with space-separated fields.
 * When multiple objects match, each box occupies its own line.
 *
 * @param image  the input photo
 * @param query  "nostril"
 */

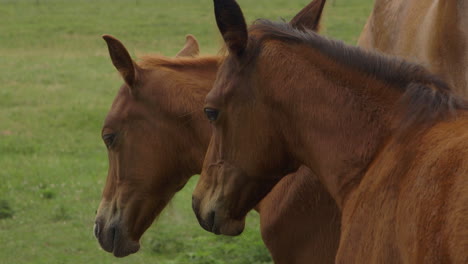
xmin=93 ymin=222 xmax=100 ymax=238
xmin=110 ymin=226 xmax=117 ymax=246
xmin=207 ymin=210 xmax=215 ymax=230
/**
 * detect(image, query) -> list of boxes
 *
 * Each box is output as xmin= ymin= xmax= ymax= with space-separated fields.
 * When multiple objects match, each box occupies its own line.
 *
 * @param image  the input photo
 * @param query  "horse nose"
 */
xmin=192 ymin=196 xmax=217 ymax=233
xmin=192 ymin=196 xmax=201 ymax=218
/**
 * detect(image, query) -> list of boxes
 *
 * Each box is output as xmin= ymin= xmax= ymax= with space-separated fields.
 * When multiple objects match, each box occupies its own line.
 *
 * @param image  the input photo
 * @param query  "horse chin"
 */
xmin=112 ymin=239 xmax=140 ymax=258
xmin=215 ymin=217 xmax=245 ymax=236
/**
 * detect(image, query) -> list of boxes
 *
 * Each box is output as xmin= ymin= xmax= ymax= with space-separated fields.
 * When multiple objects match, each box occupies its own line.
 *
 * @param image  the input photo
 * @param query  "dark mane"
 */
xmin=249 ymin=19 xmax=468 ymax=131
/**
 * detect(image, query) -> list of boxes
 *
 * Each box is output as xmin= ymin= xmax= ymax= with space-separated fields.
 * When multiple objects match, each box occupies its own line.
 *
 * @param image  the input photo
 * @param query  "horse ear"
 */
xmin=176 ymin=34 xmax=200 ymax=57
xmin=214 ymin=0 xmax=248 ymax=57
xmin=102 ymin=34 xmax=137 ymax=88
xmin=290 ymin=0 xmax=327 ymax=31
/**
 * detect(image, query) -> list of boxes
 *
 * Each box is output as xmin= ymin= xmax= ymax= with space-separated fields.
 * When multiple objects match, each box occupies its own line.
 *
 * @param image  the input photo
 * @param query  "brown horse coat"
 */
xmin=192 ymin=0 xmax=468 ymax=263
xmin=96 ymin=37 xmax=340 ymax=263
xmin=95 ymin=1 xmax=341 ymax=262
xmin=339 ymin=113 xmax=468 ymax=263
xmin=358 ymin=0 xmax=468 ymax=97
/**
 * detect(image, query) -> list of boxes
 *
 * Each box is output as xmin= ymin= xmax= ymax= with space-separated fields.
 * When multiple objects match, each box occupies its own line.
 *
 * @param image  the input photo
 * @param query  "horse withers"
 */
xmin=193 ymin=0 xmax=468 ymax=262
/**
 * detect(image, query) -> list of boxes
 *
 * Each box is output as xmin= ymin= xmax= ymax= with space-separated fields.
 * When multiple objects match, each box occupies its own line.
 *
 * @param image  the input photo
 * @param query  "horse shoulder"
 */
xmin=392 ymin=118 xmax=468 ymax=261
xmin=337 ymin=116 xmax=468 ymax=262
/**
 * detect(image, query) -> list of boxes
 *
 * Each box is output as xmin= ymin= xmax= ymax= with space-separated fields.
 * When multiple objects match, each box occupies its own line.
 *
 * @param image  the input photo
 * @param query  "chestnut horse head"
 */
xmin=94 ymin=0 xmax=328 ymax=255
xmin=190 ymin=0 xmax=328 ymax=236
xmin=94 ymin=35 xmax=218 ymax=257
xmin=192 ymin=0 xmax=467 ymax=236
xmin=192 ymin=0 xmax=329 ymax=236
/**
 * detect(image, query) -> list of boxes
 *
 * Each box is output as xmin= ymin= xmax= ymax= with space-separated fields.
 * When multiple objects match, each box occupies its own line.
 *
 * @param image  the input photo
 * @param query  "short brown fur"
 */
xmin=358 ymin=0 xmax=468 ymax=97
xmin=95 ymin=2 xmax=341 ymax=262
xmin=193 ymin=2 xmax=468 ymax=263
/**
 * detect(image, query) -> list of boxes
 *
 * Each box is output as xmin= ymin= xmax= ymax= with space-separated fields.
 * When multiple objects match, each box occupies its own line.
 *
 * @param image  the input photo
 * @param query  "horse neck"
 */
xmin=262 ymin=45 xmax=400 ymax=208
xmin=359 ymin=0 xmax=468 ymax=96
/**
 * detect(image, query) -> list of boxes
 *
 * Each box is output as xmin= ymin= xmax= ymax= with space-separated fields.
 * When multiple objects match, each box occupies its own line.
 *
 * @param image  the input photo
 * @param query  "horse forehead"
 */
xmin=207 ymin=78 xmax=229 ymax=102
xmin=209 ymin=59 xmax=249 ymax=102
xmin=104 ymin=89 xmax=140 ymax=127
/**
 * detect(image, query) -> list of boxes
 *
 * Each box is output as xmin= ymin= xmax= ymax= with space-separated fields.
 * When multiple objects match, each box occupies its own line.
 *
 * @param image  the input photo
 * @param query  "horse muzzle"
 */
xmin=94 ymin=218 xmax=140 ymax=257
xmin=192 ymin=196 xmax=245 ymax=236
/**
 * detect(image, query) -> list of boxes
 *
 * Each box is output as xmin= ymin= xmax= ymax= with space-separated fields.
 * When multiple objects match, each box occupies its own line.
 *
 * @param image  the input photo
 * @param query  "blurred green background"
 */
xmin=0 ymin=0 xmax=372 ymax=263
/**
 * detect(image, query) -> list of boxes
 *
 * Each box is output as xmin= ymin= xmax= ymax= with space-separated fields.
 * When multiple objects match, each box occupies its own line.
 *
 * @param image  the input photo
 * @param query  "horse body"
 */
xmin=193 ymin=1 xmax=468 ymax=262
xmin=258 ymin=166 xmax=340 ymax=263
xmin=257 ymin=36 xmax=468 ymax=261
xmin=358 ymin=0 xmax=468 ymax=96
xmin=339 ymin=116 xmax=468 ymax=263
xmin=95 ymin=33 xmax=340 ymax=262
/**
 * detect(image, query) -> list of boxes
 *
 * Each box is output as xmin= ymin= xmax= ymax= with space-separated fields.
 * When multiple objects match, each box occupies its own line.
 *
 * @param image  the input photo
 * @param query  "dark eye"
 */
xmin=102 ymin=133 xmax=116 ymax=148
xmin=204 ymin=108 xmax=219 ymax=122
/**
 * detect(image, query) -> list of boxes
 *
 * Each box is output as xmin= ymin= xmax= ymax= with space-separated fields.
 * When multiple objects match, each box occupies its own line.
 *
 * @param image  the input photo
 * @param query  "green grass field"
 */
xmin=0 ymin=0 xmax=372 ymax=263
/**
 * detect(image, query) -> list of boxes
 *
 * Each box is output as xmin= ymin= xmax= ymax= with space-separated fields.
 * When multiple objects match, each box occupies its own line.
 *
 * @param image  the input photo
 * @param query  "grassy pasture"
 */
xmin=0 ymin=0 xmax=372 ymax=263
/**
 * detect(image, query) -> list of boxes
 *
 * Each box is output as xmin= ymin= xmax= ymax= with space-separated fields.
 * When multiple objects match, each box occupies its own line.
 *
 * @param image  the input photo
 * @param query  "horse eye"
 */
xmin=204 ymin=108 xmax=219 ymax=122
xmin=102 ymin=133 xmax=116 ymax=148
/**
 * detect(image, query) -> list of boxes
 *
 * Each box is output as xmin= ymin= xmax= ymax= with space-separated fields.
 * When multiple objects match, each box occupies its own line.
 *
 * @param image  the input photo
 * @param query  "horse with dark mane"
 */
xmin=359 ymin=0 xmax=468 ymax=97
xmin=94 ymin=1 xmax=341 ymax=263
xmin=192 ymin=0 xmax=468 ymax=262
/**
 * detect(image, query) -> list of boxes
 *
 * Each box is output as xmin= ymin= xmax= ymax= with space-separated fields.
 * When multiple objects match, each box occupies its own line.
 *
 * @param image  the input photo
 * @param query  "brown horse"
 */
xmin=192 ymin=0 xmax=468 ymax=262
xmin=358 ymin=0 xmax=468 ymax=97
xmin=94 ymin=1 xmax=341 ymax=263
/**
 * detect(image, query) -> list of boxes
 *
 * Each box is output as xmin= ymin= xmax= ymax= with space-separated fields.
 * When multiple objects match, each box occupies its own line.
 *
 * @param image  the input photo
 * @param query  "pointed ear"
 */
xmin=290 ymin=0 xmax=326 ymax=31
xmin=176 ymin=34 xmax=200 ymax=57
xmin=214 ymin=0 xmax=248 ymax=57
xmin=102 ymin=34 xmax=137 ymax=88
